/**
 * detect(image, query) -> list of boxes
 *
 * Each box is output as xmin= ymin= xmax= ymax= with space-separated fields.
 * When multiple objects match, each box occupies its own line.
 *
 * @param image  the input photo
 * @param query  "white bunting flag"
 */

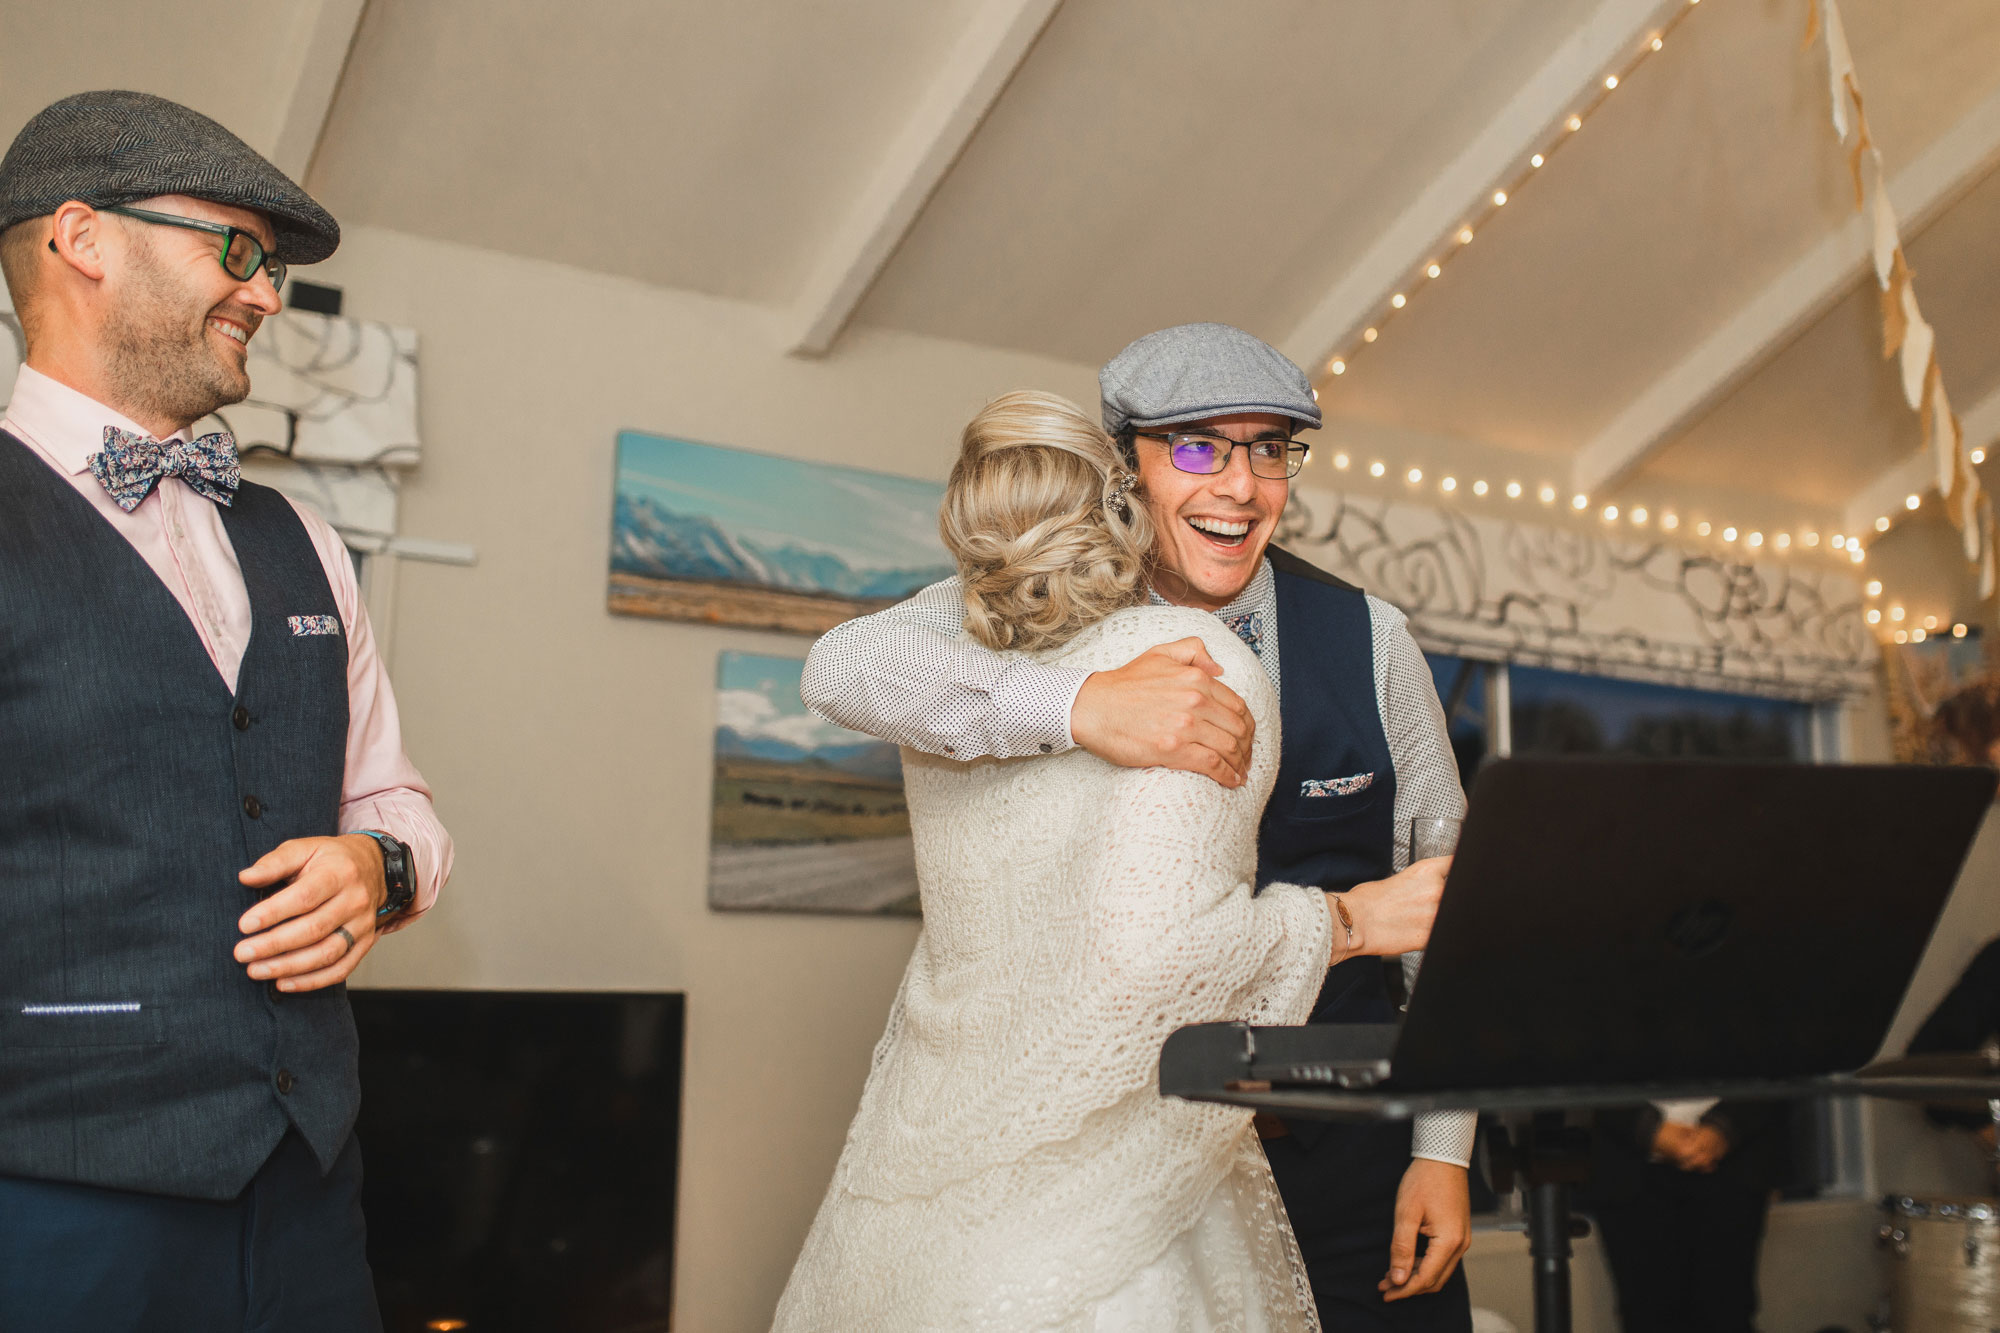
xmin=1872 ymin=185 xmax=1898 ymax=289
xmin=1901 ymin=284 xmax=1934 ymax=411
xmin=1933 ymin=374 xmax=1958 ymax=499
xmin=1823 ymin=0 xmax=1857 ymax=140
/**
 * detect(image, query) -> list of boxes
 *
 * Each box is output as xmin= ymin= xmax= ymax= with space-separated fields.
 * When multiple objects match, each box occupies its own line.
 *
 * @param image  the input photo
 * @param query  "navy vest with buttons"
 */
xmin=1256 ymin=546 xmax=1399 ymax=1025
xmin=1254 ymin=547 xmax=1437 ymax=1264
xmin=0 ymin=432 xmax=358 ymax=1201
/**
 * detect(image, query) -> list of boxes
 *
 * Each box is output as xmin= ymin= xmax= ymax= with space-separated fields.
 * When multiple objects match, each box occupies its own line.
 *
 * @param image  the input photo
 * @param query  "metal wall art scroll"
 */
xmin=1280 ymin=484 xmax=1878 ymax=701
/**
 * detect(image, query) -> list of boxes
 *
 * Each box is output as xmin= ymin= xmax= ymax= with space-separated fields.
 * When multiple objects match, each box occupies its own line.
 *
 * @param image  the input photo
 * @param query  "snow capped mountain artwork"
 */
xmin=609 ymin=431 xmax=954 ymax=634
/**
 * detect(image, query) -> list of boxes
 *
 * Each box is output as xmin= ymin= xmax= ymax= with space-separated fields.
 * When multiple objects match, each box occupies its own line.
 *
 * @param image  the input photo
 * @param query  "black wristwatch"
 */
xmin=356 ymin=830 xmax=415 ymax=921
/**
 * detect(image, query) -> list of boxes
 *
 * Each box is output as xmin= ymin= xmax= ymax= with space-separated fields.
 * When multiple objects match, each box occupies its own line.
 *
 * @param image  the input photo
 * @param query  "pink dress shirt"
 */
xmin=1 ymin=365 xmax=452 ymax=927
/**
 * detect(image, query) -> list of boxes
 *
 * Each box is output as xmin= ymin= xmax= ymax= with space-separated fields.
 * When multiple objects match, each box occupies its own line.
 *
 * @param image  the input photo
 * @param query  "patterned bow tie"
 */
xmin=1222 ymin=610 xmax=1265 ymax=657
xmin=88 ymin=426 xmax=241 ymax=512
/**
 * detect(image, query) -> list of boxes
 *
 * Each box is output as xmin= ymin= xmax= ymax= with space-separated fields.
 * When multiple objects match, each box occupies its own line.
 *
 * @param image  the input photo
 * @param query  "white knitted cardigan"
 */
xmin=772 ymin=606 xmax=1333 ymax=1332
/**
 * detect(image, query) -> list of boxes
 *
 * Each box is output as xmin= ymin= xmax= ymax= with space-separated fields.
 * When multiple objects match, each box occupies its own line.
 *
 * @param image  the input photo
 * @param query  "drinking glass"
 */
xmin=1409 ymin=817 xmax=1461 ymax=863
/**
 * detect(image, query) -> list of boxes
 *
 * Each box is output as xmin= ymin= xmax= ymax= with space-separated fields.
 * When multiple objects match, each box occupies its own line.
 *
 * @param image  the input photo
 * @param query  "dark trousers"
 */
xmin=1264 ymin=1119 xmax=1473 ymax=1332
xmin=1587 ymin=1164 xmax=1770 ymax=1333
xmin=0 ymin=1129 xmax=381 ymax=1333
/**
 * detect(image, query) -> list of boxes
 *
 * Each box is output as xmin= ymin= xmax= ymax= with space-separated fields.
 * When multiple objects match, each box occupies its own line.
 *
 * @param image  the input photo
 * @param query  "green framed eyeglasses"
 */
xmin=100 ymin=205 xmax=287 ymax=291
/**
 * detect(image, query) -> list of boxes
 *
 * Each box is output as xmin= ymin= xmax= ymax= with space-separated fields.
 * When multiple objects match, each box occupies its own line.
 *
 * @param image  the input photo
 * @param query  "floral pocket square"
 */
xmin=287 ymin=615 xmax=342 ymax=637
xmin=1301 ymin=772 xmax=1375 ymax=798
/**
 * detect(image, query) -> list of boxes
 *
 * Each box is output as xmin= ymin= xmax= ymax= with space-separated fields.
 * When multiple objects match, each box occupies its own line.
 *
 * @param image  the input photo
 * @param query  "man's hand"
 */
xmin=1380 ymin=1158 xmax=1471 ymax=1301
xmin=1653 ymin=1121 xmax=1729 ymax=1172
xmin=1070 ymin=638 xmax=1254 ymax=787
xmin=1677 ymin=1125 xmax=1730 ymax=1173
xmin=1339 ymin=857 xmax=1449 ymax=961
xmin=235 ymin=834 xmax=388 ymax=993
xmin=1651 ymin=1120 xmax=1697 ymax=1165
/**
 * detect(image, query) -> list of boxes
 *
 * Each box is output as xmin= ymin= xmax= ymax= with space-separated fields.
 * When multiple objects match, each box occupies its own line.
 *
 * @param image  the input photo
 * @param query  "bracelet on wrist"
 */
xmin=1330 ymin=893 xmax=1356 ymax=956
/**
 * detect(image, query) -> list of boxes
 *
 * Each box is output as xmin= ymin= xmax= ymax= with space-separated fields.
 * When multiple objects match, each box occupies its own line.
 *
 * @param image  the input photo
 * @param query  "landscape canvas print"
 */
xmin=709 ymin=653 xmax=919 ymax=915
xmin=610 ymin=431 xmax=953 ymax=634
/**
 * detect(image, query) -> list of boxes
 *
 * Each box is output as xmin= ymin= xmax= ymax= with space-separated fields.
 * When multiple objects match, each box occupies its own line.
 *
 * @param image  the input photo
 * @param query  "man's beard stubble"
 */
xmin=103 ymin=237 xmax=254 ymax=432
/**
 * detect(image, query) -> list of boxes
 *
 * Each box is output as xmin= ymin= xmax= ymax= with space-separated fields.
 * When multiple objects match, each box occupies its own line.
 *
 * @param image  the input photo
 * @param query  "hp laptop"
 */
xmin=1162 ymin=757 xmax=1997 ymax=1107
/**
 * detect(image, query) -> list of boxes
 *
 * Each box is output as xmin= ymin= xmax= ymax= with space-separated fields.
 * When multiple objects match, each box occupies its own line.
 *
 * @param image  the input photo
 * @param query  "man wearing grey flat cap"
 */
xmin=804 ymin=322 xmax=1475 ymax=1328
xmin=0 ymin=91 xmax=451 ymax=1330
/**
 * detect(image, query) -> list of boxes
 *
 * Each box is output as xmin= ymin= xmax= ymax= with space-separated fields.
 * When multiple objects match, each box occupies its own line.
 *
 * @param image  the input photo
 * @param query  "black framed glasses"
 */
xmin=1136 ymin=431 xmax=1308 ymax=480
xmin=102 ymin=205 xmax=286 ymax=292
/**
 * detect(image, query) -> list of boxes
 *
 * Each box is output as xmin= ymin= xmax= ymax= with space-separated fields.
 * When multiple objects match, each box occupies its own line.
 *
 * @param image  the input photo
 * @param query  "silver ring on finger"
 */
xmin=334 ymin=925 xmax=357 ymax=956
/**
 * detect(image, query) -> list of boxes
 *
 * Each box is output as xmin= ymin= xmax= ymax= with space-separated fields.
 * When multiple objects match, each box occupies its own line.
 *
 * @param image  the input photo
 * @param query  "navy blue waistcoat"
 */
xmin=1256 ymin=546 xmax=1398 ymax=1026
xmin=0 ymin=432 xmax=358 ymax=1201
xmin=1253 ymin=549 xmax=1432 ymax=1264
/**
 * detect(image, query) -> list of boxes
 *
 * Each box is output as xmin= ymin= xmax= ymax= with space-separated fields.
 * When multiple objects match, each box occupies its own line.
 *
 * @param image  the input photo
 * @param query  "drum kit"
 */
xmin=1875 ymin=1047 xmax=2000 ymax=1331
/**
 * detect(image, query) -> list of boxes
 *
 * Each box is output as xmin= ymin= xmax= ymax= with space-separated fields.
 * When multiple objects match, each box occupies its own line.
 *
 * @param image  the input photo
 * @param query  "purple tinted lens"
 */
xmin=1170 ymin=439 xmax=1221 ymax=472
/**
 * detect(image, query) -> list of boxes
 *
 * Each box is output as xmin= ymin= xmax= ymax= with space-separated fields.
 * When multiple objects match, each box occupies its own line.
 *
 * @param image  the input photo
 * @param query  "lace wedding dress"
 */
xmin=771 ymin=606 xmax=1331 ymax=1333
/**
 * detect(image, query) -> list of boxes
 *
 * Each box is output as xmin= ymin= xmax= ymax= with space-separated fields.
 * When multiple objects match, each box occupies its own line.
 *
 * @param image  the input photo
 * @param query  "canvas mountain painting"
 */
xmin=610 ymin=431 xmax=952 ymax=634
xmin=709 ymin=652 xmax=919 ymax=915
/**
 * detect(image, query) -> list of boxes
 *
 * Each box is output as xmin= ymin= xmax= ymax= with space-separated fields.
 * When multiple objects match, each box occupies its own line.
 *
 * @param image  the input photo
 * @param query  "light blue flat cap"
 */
xmin=1099 ymin=322 xmax=1322 ymax=437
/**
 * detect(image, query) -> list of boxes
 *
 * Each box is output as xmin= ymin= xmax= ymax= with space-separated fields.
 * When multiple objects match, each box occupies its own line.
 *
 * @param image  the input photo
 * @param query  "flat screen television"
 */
xmin=351 ymin=990 xmax=685 ymax=1333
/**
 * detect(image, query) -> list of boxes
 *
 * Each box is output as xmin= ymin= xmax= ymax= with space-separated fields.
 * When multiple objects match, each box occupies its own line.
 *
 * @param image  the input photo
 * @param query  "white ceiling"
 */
xmin=10 ymin=0 xmax=2000 ymax=601
xmin=851 ymin=0 xmax=1607 ymax=361
xmin=307 ymin=0 xmax=990 ymax=304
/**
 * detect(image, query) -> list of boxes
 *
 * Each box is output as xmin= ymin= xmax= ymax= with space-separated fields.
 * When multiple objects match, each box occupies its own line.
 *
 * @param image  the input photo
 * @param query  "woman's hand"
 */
xmin=1329 ymin=857 xmax=1449 ymax=964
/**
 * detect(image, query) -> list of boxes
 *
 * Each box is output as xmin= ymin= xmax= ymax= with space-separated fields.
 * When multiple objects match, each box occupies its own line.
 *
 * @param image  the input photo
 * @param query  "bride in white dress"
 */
xmin=773 ymin=392 xmax=1351 ymax=1333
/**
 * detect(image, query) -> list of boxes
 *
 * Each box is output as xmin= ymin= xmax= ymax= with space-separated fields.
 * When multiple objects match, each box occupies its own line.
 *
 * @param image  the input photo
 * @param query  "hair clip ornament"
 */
xmin=1104 ymin=473 xmax=1137 ymax=516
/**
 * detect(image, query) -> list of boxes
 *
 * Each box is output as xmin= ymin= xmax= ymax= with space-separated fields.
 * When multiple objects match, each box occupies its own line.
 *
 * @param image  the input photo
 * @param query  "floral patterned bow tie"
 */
xmin=88 ymin=425 xmax=241 ymax=512
xmin=1222 ymin=610 xmax=1265 ymax=657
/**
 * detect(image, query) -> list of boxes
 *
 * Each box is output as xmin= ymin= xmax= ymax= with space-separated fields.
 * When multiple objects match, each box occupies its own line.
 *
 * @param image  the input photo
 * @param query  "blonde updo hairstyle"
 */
xmin=941 ymin=390 xmax=1154 ymax=653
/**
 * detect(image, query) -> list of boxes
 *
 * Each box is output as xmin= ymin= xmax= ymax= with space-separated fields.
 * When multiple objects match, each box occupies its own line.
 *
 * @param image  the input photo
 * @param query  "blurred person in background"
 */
xmin=1582 ymin=1100 xmax=1790 ymax=1333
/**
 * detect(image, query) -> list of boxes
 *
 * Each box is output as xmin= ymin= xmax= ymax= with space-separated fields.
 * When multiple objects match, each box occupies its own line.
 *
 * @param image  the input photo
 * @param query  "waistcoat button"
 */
xmin=275 ymin=1069 xmax=295 ymax=1094
xmin=243 ymin=795 xmax=263 ymax=820
xmin=231 ymin=705 xmax=250 ymax=731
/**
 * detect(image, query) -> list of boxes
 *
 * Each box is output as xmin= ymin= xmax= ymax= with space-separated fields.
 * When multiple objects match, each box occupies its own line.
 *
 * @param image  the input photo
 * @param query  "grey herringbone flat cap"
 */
xmin=1099 ymin=322 xmax=1321 ymax=437
xmin=0 ymin=90 xmax=338 ymax=263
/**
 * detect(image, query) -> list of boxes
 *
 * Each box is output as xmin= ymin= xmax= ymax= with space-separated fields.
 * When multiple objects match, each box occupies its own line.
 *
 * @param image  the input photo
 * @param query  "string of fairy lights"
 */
xmin=1301 ymin=441 xmax=1974 ymax=642
xmin=1317 ymin=0 xmax=1708 ymax=389
xmin=1298 ymin=439 xmax=1983 ymax=573
xmin=1300 ymin=0 xmax=1973 ymax=644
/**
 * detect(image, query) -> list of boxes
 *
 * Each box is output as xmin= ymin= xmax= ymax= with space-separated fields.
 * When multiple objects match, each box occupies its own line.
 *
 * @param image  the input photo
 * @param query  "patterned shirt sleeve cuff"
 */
xmin=1058 ymin=665 xmax=1093 ymax=748
xmin=984 ymin=661 xmax=1089 ymax=757
xmin=1410 ymin=1110 xmax=1477 ymax=1168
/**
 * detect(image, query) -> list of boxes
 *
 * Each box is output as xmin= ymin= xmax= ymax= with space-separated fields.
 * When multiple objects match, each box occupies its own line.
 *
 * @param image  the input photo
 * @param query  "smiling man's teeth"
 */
xmin=1188 ymin=516 xmax=1251 ymax=538
xmin=208 ymin=319 xmax=247 ymax=345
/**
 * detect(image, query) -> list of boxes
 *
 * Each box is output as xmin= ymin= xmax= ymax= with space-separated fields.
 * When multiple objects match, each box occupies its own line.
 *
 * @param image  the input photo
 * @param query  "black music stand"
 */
xmin=1160 ymin=1024 xmax=2000 ymax=1333
xmin=1156 ymin=760 xmax=2000 ymax=1333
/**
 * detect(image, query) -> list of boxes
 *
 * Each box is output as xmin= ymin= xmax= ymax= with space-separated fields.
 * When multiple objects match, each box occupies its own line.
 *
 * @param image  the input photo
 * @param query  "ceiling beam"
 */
xmin=1844 ymin=450 xmax=1938 ymax=540
xmin=265 ymin=0 xmax=370 ymax=181
xmin=784 ymin=0 xmax=1064 ymax=357
xmin=1576 ymin=82 xmax=2000 ymax=501
xmin=1282 ymin=0 xmax=1683 ymax=377
xmin=1844 ymin=383 xmax=2000 ymax=536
